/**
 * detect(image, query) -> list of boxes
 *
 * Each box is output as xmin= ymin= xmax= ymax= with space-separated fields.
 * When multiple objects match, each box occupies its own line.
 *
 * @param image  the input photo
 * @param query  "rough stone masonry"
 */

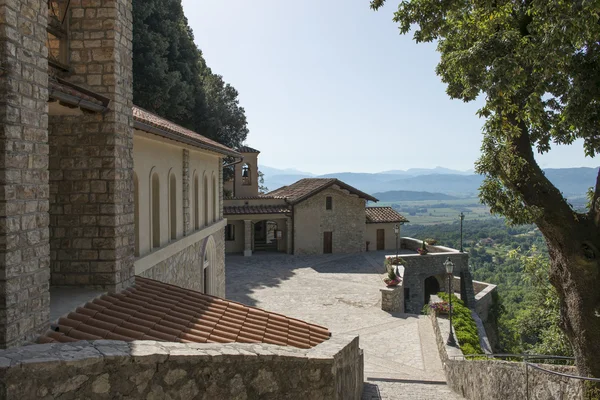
xmin=0 ymin=0 xmax=51 ymax=348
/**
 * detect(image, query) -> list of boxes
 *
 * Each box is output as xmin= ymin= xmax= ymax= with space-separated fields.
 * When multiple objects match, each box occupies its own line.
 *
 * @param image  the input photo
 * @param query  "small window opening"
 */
xmin=326 ymin=196 xmax=332 ymax=210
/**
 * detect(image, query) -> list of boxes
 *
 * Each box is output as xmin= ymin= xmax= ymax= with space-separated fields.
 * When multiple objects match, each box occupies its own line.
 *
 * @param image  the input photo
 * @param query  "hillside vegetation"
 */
xmin=403 ymin=219 xmax=571 ymax=356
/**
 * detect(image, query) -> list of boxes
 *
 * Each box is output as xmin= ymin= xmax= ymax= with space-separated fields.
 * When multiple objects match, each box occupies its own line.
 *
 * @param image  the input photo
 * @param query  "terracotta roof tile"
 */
xmin=268 ymin=178 xmax=378 ymax=204
xmin=133 ymin=107 xmax=240 ymax=157
xmin=237 ymin=145 xmax=260 ymax=153
xmin=365 ymin=207 xmax=409 ymax=224
xmin=223 ymin=205 xmax=291 ymax=215
xmin=39 ymin=277 xmax=330 ymax=349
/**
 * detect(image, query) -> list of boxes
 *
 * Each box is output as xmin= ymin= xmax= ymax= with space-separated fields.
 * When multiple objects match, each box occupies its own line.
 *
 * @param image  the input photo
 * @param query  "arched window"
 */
xmin=194 ymin=172 xmax=200 ymax=230
xmin=151 ymin=171 xmax=160 ymax=249
xmin=241 ymin=163 xmax=251 ymax=185
xmin=134 ymin=172 xmax=140 ymax=257
xmin=212 ymin=173 xmax=217 ymax=222
xmin=169 ymin=172 xmax=177 ymax=241
xmin=203 ymin=173 xmax=209 ymax=226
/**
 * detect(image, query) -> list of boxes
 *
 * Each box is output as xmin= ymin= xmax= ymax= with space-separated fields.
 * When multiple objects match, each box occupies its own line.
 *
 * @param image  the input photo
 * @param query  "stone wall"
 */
xmin=294 ymin=187 xmax=366 ymax=255
xmin=428 ymin=310 xmax=583 ymax=400
xmin=0 ymin=335 xmax=363 ymax=399
xmin=48 ymin=0 xmax=135 ymax=291
xmin=0 ymin=0 xmax=51 ymax=348
xmin=136 ymin=225 xmax=225 ymax=297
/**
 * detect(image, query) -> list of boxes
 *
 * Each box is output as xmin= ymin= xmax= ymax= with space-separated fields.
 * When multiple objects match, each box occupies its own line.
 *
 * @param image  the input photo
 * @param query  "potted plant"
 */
xmin=430 ymin=301 xmax=451 ymax=315
xmin=417 ymin=240 xmax=428 ymax=255
xmin=383 ymin=259 xmax=402 ymax=287
xmin=383 ymin=269 xmax=401 ymax=287
xmin=425 ymin=238 xmax=437 ymax=246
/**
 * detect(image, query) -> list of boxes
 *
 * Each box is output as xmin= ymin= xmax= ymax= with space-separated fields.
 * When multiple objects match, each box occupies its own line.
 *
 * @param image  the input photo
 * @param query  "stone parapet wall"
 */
xmin=0 ymin=335 xmax=363 ymax=399
xmin=135 ymin=223 xmax=225 ymax=297
xmin=428 ymin=310 xmax=583 ymax=400
xmin=400 ymin=237 xmax=453 ymax=253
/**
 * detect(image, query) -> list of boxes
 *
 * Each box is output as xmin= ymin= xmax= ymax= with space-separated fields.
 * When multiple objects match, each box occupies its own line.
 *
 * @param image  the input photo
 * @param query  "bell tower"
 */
xmin=234 ymin=146 xmax=260 ymax=198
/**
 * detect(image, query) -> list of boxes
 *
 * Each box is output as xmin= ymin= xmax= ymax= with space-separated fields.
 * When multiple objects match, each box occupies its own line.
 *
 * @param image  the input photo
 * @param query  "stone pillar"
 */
xmin=218 ymin=158 xmax=223 ymax=220
xmin=286 ymin=217 xmax=292 ymax=255
xmin=243 ymin=220 xmax=252 ymax=257
xmin=381 ymin=285 xmax=404 ymax=313
xmin=182 ymin=150 xmax=190 ymax=236
xmin=0 ymin=0 xmax=50 ymax=348
xmin=48 ymin=0 xmax=134 ymax=291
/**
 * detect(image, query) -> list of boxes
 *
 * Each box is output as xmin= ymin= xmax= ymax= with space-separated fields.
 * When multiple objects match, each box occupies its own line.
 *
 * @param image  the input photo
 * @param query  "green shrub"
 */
xmin=437 ymin=292 xmax=484 ymax=355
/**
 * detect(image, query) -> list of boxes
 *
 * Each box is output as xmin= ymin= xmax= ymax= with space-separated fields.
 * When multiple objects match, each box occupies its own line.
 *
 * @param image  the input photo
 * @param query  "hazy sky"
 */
xmin=182 ymin=0 xmax=597 ymax=175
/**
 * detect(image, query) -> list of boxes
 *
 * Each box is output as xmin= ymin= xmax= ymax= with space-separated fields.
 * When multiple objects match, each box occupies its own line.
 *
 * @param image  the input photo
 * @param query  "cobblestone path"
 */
xmin=226 ymin=252 xmax=464 ymax=400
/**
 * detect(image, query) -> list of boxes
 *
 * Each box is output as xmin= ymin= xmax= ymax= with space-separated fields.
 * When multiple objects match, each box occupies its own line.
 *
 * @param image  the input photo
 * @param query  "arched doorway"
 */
xmin=203 ymin=236 xmax=217 ymax=295
xmin=424 ymin=276 xmax=441 ymax=305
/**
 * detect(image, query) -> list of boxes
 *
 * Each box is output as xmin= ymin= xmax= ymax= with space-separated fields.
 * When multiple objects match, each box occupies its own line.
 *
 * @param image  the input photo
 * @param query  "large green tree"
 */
xmin=371 ymin=0 xmax=600 ymax=390
xmin=132 ymin=0 xmax=248 ymax=150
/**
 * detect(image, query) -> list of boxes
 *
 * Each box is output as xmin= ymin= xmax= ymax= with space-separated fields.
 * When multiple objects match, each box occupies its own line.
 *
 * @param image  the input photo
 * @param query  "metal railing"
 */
xmin=449 ymin=353 xmax=600 ymax=400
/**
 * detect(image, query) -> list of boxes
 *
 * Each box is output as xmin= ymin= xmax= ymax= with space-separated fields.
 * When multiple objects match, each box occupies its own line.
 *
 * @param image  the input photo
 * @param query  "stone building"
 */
xmin=223 ymin=147 xmax=409 ymax=255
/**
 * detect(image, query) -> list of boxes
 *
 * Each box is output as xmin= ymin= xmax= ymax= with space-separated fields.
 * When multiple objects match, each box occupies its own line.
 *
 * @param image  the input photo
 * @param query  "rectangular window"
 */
xmin=225 ymin=224 xmax=235 ymax=241
xmin=325 ymin=196 xmax=332 ymax=210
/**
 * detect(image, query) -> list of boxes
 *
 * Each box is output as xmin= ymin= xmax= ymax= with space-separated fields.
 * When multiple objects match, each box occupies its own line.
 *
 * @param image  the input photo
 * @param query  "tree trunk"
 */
xmin=543 ymin=217 xmax=600 ymax=399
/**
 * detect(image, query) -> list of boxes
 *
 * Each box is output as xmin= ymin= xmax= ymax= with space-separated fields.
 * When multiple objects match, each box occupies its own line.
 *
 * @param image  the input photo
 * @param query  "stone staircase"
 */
xmin=254 ymin=239 xmax=278 ymax=252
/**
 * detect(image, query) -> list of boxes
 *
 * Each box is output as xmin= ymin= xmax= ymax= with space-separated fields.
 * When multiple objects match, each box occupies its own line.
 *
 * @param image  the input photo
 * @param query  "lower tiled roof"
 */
xmin=366 ymin=207 xmax=409 ymax=224
xmin=268 ymin=178 xmax=378 ymax=204
xmin=224 ymin=205 xmax=291 ymax=215
xmin=38 ymin=277 xmax=330 ymax=349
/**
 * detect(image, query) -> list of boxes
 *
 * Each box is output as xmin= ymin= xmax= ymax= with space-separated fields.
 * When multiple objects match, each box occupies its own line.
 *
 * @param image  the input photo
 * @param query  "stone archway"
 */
xmin=424 ymin=276 xmax=441 ymax=305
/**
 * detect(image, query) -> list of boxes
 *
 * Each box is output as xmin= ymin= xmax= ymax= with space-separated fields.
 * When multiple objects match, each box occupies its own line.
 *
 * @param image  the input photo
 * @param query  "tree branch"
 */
xmin=504 ymin=116 xmax=577 ymax=236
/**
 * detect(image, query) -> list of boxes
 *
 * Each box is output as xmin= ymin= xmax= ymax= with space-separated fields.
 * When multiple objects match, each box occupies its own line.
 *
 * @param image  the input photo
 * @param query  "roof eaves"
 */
xmin=133 ymin=119 xmax=240 ymax=158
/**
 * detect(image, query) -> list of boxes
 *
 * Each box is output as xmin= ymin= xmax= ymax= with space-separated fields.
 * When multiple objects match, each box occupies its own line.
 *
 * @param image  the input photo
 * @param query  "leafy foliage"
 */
xmin=132 ymin=0 xmax=248 ymax=150
xmin=437 ymin=292 xmax=484 ymax=356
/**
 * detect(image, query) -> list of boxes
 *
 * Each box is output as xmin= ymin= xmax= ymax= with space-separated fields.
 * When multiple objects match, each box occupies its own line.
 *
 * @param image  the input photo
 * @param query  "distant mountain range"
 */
xmin=371 ymin=190 xmax=459 ymax=202
xmin=261 ymin=166 xmax=598 ymax=199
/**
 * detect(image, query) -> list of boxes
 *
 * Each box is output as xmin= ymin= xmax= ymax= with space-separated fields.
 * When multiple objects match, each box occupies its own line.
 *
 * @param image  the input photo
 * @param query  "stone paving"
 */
xmin=226 ymin=251 xmax=464 ymax=399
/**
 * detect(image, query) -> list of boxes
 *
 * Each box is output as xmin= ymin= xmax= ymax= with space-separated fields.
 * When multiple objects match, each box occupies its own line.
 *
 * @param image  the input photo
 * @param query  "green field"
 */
xmin=378 ymin=198 xmax=495 ymax=225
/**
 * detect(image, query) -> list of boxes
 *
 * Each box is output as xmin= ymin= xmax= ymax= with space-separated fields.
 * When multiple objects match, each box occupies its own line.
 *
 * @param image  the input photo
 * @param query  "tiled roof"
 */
xmin=365 ymin=207 xmax=409 ymax=224
xmin=38 ymin=277 xmax=330 ymax=349
xmin=237 ymin=145 xmax=260 ymax=153
xmin=268 ymin=178 xmax=378 ymax=204
xmin=224 ymin=195 xmax=286 ymax=200
xmin=224 ymin=205 xmax=291 ymax=215
xmin=133 ymin=107 xmax=240 ymax=157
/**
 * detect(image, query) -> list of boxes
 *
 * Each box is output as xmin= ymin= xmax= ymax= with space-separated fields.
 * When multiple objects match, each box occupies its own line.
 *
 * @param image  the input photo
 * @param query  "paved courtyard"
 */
xmin=226 ymin=251 xmax=464 ymax=399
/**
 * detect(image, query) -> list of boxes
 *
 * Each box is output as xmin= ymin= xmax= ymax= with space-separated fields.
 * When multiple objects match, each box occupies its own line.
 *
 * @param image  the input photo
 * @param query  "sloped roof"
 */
xmin=365 ymin=207 xmax=409 ymax=224
xmin=133 ymin=107 xmax=240 ymax=157
xmin=38 ymin=277 xmax=330 ymax=349
xmin=237 ymin=145 xmax=260 ymax=153
xmin=47 ymin=80 xmax=240 ymax=157
xmin=268 ymin=178 xmax=378 ymax=204
xmin=224 ymin=205 xmax=291 ymax=215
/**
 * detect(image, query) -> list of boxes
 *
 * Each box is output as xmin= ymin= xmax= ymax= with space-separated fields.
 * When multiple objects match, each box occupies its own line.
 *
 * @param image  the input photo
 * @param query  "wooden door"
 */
xmin=376 ymin=229 xmax=385 ymax=250
xmin=323 ymin=231 xmax=333 ymax=254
